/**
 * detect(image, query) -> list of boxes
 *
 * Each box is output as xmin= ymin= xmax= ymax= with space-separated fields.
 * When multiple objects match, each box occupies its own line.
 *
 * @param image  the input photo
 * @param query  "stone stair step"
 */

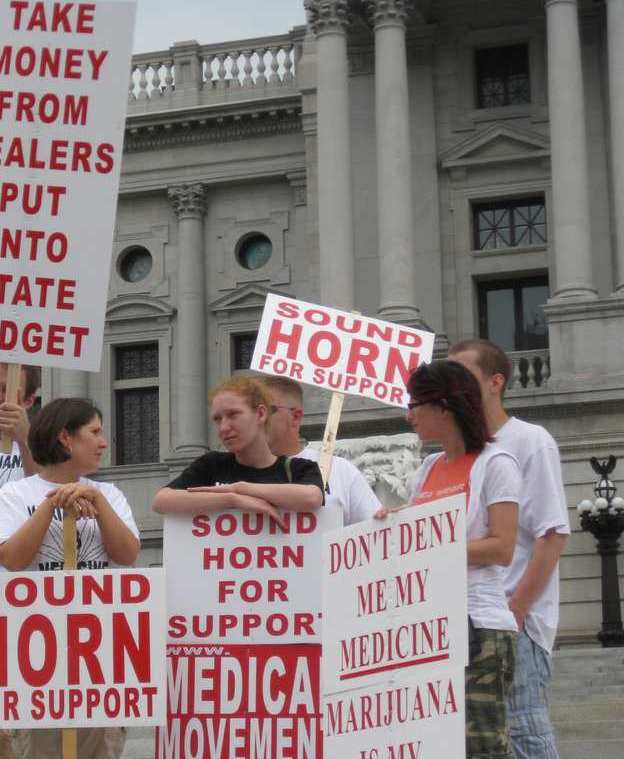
xmin=551 ymin=701 xmax=624 ymax=722
xmin=558 ymin=739 xmax=624 ymax=759
xmin=555 ymin=720 xmax=624 ymax=741
xmin=551 ymin=684 xmax=624 ymax=701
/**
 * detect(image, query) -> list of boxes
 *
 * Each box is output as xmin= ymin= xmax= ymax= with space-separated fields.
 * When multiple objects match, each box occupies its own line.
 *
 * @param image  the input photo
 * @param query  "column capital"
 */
xmin=168 ymin=183 xmax=207 ymax=219
xmin=304 ymin=0 xmax=350 ymax=36
xmin=364 ymin=0 xmax=414 ymax=28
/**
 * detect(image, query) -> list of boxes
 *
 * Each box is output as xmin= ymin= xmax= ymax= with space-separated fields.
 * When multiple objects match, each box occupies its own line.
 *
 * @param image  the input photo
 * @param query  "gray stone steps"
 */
xmin=551 ymin=647 xmax=624 ymax=758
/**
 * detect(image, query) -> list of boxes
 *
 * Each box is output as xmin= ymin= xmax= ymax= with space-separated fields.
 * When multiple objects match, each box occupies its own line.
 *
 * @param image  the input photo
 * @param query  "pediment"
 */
xmin=210 ymin=284 xmax=290 ymax=313
xmin=106 ymin=295 xmax=175 ymax=323
xmin=440 ymin=123 xmax=550 ymax=171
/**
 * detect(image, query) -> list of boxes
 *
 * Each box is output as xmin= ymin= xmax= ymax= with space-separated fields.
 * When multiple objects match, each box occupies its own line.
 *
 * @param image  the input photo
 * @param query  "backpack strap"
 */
xmin=284 ymin=456 xmax=293 ymax=483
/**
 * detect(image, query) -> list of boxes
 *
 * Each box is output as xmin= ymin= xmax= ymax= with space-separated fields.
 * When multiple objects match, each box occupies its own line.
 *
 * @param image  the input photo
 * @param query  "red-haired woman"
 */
xmin=152 ymin=376 xmax=324 ymax=518
xmin=379 ymin=360 xmax=521 ymax=759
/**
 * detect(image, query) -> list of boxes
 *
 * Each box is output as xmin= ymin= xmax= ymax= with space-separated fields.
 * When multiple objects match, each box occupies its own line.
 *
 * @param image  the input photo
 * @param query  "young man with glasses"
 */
xmin=449 ymin=339 xmax=569 ymax=759
xmin=261 ymin=376 xmax=381 ymax=525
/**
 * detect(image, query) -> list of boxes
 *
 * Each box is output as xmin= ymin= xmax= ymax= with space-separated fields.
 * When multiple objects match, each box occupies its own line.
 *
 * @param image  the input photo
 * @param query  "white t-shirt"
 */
xmin=410 ymin=444 xmax=521 ymax=632
xmin=0 ymin=474 xmax=139 ymax=572
xmin=0 ymin=441 xmax=24 ymax=487
xmin=298 ymin=445 xmax=381 ymax=525
xmin=495 ymin=417 xmax=570 ymax=654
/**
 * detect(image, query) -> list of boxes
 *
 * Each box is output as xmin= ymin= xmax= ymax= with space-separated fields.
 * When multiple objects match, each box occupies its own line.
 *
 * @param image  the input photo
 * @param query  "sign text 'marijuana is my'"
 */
xmin=0 ymin=0 xmax=136 ymax=371
xmin=251 ymin=295 xmax=435 ymax=409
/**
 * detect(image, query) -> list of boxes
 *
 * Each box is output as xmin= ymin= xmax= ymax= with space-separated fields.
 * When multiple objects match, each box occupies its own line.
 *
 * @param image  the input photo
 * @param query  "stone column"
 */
xmin=168 ymin=184 xmax=208 ymax=454
xmin=365 ymin=0 xmax=421 ymax=323
xmin=607 ymin=0 xmax=624 ymax=292
xmin=304 ymin=0 xmax=354 ymax=310
xmin=545 ymin=0 xmax=596 ymax=298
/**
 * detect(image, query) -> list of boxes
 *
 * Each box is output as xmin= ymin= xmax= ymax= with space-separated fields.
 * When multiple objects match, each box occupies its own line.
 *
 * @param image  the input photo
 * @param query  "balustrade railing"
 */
xmin=128 ymin=34 xmax=299 ymax=105
xmin=508 ymin=349 xmax=550 ymax=390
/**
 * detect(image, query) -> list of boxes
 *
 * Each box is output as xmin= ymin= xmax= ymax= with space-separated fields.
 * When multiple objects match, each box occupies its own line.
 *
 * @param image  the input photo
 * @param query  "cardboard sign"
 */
xmin=251 ymin=295 xmax=435 ymax=409
xmin=0 ymin=0 xmax=136 ymax=370
xmin=0 ymin=568 xmax=166 ymax=728
xmin=322 ymin=496 xmax=468 ymax=759
xmin=158 ymin=508 xmax=341 ymax=759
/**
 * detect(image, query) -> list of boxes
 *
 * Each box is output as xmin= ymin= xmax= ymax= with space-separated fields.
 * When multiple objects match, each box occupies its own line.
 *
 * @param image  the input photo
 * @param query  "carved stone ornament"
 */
xmin=364 ymin=0 xmax=414 ymax=26
xmin=168 ymin=183 xmax=207 ymax=218
xmin=304 ymin=0 xmax=350 ymax=35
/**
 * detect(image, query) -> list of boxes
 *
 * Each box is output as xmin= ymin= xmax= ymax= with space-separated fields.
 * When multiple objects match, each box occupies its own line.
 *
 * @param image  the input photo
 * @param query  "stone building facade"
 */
xmin=40 ymin=0 xmax=624 ymax=642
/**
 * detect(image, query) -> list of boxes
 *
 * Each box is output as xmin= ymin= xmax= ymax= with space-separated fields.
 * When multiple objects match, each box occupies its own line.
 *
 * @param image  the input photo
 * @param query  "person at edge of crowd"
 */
xmin=0 ymin=397 xmax=140 ymax=759
xmin=449 ymin=338 xmax=570 ymax=759
xmin=152 ymin=376 xmax=324 ymax=520
xmin=0 ymin=363 xmax=41 ymax=485
xmin=261 ymin=375 xmax=382 ymax=525
xmin=376 ymin=360 xmax=521 ymax=759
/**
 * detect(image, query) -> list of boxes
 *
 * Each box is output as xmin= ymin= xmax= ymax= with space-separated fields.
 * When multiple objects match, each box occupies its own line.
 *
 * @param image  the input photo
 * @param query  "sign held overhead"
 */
xmin=251 ymin=295 xmax=435 ymax=408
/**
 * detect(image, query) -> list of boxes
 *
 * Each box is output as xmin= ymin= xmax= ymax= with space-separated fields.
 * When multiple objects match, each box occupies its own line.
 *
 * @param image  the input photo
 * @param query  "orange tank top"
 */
xmin=411 ymin=452 xmax=478 ymax=508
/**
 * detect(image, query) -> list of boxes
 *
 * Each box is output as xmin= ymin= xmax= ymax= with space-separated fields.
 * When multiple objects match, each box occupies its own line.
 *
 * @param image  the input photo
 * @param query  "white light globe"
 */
xmin=577 ymin=499 xmax=593 ymax=513
xmin=595 ymin=497 xmax=609 ymax=511
xmin=611 ymin=496 xmax=624 ymax=511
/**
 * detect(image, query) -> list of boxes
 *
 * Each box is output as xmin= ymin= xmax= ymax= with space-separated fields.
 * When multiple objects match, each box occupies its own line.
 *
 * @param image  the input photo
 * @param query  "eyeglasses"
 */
xmin=270 ymin=405 xmax=300 ymax=414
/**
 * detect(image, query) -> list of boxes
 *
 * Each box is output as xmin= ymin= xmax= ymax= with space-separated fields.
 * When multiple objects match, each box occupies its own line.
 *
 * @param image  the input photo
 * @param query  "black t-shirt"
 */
xmin=167 ymin=451 xmax=324 ymax=498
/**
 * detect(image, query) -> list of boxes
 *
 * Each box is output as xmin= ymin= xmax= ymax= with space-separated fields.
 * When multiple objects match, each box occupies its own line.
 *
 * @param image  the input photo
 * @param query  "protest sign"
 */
xmin=322 ymin=495 xmax=467 ymax=759
xmin=158 ymin=508 xmax=341 ymax=759
xmin=0 ymin=0 xmax=136 ymax=370
xmin=251 ymin=295 xmax=435 ymax=409
xmin=0 ymin=567 xmax=166 ymax=728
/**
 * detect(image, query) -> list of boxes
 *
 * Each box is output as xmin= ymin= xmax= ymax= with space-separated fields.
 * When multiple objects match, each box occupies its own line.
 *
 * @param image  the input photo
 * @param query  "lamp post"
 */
xmin=577 ymin=456 xmax=624 ymax=647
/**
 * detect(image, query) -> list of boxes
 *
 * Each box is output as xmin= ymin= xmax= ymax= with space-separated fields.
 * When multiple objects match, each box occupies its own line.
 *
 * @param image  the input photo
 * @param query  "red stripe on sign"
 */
xmin=339 ymin=652 xmax=450 ymax=680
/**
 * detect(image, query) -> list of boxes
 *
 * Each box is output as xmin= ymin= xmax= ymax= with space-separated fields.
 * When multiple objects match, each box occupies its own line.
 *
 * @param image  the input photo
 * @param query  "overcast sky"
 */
xmin=120 ymin=0 xmax=307 ymax=53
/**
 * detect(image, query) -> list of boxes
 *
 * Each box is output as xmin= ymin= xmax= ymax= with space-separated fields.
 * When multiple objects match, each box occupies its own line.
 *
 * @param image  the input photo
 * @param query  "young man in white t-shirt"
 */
xmin=261 ymin=376 xmax=381 ymax=525
xmin=0 ymin=363 xmax=40 ymax=485
xmin=450 ymin=339 xmax=570 ymax=759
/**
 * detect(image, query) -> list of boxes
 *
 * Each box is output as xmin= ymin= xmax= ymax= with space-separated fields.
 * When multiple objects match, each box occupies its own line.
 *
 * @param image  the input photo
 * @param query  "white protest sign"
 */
xmin=0 ymin=0 xmax=136 ymax=370
xmin=158 ymin=508 xmax=341 ymax=759
xmin=0 ymin=568 xmax=166 ymax=728
xmin=251 ymin=295 xmax=435 ymax=409
xmin=322 ymin=495 xmax=467 ymax=759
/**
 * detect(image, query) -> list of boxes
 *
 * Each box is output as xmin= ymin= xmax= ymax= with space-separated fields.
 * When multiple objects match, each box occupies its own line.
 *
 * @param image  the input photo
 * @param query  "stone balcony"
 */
xmin=125 ymin=31 xmax=305 ymax=146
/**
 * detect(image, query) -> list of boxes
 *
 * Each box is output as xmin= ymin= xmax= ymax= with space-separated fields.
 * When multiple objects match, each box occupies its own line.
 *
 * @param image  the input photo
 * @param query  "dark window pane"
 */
xmin=116 ymin=387 xmax=159 ymax=465
xmin=233 ymin=333 xmax=257 ymax=371
xmin=479 ymin=277 xmax=549 ymax=352
xmin=485 ymin=289 xmax=516 ymax=352
xmin=476 ymin=44 xmax=530 ymax=108
xmin=520 ymin=284 xmax=549 ymax=350
xmin=116 ymin=344 xmax=158 ymax=380
xmin=473 ymin=197 xmax=546 ymax=250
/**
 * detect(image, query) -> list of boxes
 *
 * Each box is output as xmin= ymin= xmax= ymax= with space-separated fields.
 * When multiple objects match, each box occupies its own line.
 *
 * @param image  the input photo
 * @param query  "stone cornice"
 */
xmin=304 ymin=0 xmax=350 ymax=35
xmin=124 ymin=105 xmax=302 ymax=153
xmin=168 ymin=183 xmax=207 ymax=218
xmin=364 ymin=0 xmax=415 ymax=27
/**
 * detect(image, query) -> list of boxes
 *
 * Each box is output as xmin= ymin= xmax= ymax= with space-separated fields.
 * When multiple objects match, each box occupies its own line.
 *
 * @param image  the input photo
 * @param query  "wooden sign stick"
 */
xmin=63 ymin=512 xmax=78 ymax=759
xmin=0 ymin=363 xmax=22 ymax=453
xmin=318 ymin=391 xmax=345 ymax=488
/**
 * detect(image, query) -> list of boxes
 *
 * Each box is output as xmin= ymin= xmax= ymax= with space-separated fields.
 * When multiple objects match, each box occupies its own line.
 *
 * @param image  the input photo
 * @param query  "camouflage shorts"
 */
xmin=466 ymin=627 xmax=517 ymax=759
